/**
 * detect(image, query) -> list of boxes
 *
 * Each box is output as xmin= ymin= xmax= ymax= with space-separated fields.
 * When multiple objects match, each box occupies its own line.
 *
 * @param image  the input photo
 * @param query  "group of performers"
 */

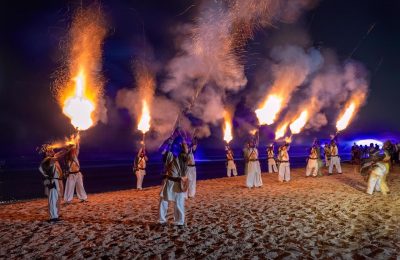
xmin=38 ymin=128 xmax=394 ymax=225
xmin=38 ymin=132 xmax=88 ymax=222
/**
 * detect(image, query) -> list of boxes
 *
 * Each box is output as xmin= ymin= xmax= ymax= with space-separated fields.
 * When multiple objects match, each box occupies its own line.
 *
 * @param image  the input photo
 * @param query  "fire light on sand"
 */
xmin=138 ymin=100 xmax=151 ymax=134
xmin=223 ymin=112 xmax=233 ymax=143
xmin=63 ymin=70 xmax=95 ymax=130
xmin=255 ymin=95 xmax=283 ymax=125
xmin=275 ymin=123 xmax=288 ymax=140
xmin=336 ymin=102 xmax=356 ymax=132
xmin=289 ymin=110 xmax=308 ymax=135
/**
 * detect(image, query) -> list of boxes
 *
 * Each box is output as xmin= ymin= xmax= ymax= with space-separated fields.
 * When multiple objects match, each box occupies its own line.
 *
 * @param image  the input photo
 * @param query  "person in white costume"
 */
xmin=267 ymin=145 xmax=278 ymax=173
xmin=226 ymin=145 xmax=237 ymax=177
xmin=186 ymin=136 xmax=198 ymax=198
xmin=328 ymin=140 xmax=342 ymax=175
xmin=278 ymin=143 xmax=291 ymax=182
xmin=133 ymin=146 xmax=148 ymax=190
xmin=362 ymin=142 xmax=391 ymax=195
xmin=64 ymin=133 xmax=88 ymax=203
xmin=159 ymin=130 xmax=188 ymax=227
xmin=323 ymin=143 xmax=331 ymax=167
xmin=245 ymin=132 xmax=262 ymax=188
xmin=306 ymin=145 xmax=319 ymax=177
xmin=39 ymin=147 xmax=65 ymax=222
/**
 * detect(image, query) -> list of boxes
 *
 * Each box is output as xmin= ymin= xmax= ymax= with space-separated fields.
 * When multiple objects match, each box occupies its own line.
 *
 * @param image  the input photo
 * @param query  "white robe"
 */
xmin=267 ymin=150 xmax=277 ymax=173
xmin=246 ymin=148 xmax=262 ymax=188
xmin=186 ymin=151 xmax=196 ymax=198
xmin=328 ymin=145 xmax=342 ymax=174
xmin=278 ymin=148 xmax=290 ymax=182
xmin=135 ymin=156 xmax=146 ymax=189
xmin=159 ymin=152 xmax=187 ymax=225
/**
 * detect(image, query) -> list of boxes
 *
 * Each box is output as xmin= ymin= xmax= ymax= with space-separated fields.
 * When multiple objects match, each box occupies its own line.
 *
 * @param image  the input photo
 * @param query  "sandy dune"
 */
xmin=1 ymin=164 xmax=399 ymax=259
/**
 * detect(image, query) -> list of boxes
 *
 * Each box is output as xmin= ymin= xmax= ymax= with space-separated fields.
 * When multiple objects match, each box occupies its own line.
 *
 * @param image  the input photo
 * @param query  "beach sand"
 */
xmin=1 ymin=164 xmax=399 ymax=258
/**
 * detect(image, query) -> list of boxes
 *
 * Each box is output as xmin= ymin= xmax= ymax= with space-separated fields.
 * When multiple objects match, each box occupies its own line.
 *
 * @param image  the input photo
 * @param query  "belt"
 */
xmin=188 ymin=165 xmax=196 ymax=167
xmin=249 ymin=159 xmax=259 ymax=161
xmin=279 ymin=160 xmax=289 ymax=163
xmin=268 ymin=157 xmax=274 ymax=159
xmin=227 ymin=159 xmax=233 ymax=161
xmin=138 ymin=168 xmax=145 ymax=170
xmin=308 ymin=158 xmax=317 ymax=160
xmin=163 ymin=175 xmax=182 ymax=182
xmin=69 ymin=171 xmax=80 ymax=174
xmin=331 ymin=155 xmax=339 ymax=157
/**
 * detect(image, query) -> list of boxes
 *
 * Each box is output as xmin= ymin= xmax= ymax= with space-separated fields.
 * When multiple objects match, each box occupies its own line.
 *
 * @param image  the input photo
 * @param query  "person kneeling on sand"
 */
xmin=159 ymin=130 xmax=189 ymax=227
xmin=361 ymin=141 xmax=391 ymax=195
xmin=278 ymin=143 xmax=291 ymax=182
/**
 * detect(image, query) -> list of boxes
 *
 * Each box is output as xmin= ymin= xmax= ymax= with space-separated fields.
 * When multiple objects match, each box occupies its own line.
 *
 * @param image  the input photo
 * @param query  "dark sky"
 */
xmin=1 ymin=0 xmax=399 ymax=157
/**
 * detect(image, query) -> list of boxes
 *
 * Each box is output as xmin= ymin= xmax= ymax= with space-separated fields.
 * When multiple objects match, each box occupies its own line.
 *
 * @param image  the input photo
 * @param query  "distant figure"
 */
xmin=323 ymin=143 xmax=331 ymax=167
xmin=225 ymin=145 xmax=238 ymax=177
xmin=133 ymin=146 xmax=148 ymax=190
xmin=306 ymin=145 xmax=319 ymax=177
xmin=243 ymin=143 xmax=250 ymax=176
xmin=351 ymin=143 xmax=357 ymax=164
xmin=64 ymin=133 xmax=88 ymax=203
xmin=244 ymin=132 xmax=262 ymax=188
xmin=363 ymin=145 xmax=368 ymax=158
xmin=328 ymin=140 xmax=342 ymax=175
xmin=159 ymin=133 xmax=188 ymax=227
xmin=368 ymin=143 xmax=376 ymax=157
xmin=313 ymin=139 xmax=323 ymax=176
xmin=267 ymin=145 xmax=278 ymax=173
xmin=278 ymin=143 xmax=291 ymax=182
xmin=186 ymin=135 xmax=198 ymax=198
xmin=39 ymin=147 xmax=65 ymax=222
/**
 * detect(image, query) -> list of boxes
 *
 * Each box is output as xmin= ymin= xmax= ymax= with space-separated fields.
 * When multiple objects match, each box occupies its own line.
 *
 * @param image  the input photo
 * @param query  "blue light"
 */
xmin=354 ymin=139 xmax=383 ymax=148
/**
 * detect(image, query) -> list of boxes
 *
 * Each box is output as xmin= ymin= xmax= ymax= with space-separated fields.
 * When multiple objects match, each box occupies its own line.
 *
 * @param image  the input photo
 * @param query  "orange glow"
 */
xmin=275 ymin=123 xmax=288 ymax=140
xmin=255 ymin=95 xmax=283 ymax=125
xmin=62 ymin=70 xmax=95 ymax=130
xmin=138 ymin=100 xmax=151 ymax=134
xmin=289 ymin=110 xmax=308 ymax=135
xmin=336 ymin=102 xmax=356 ymax=132
xmin=223 ymin=112 xmax=233 ymax=143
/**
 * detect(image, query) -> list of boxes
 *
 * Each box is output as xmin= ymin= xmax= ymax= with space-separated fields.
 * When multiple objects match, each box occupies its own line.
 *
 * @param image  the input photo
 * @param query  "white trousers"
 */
xmin=136 ymin=170 xmax=145 ymax=189
xmin=64 ymin=172 xmax=87 ymax=202
xmin=279 ymin=162 xmax=290 ymax=182
xmin=246 ymin=161 xmax=262 ymax=188
xmin=367 ymin=171 xmax=384 ymax=195
xmin=187 ymin=167 xmax=196 ymax=198
xmin=325 ymin=156 xmax=330 ymax=167
xmin=159 ymin=193 xmax=185 ymax=225
xmin=227 ymin=161 xmax=237 ymax=177
xmin=329 ymin=157 xmax=342 ymax=174
xmin=49 ymin=186 xmax=59 ymax=219
xmin=306 ymin=159 xmax=318 ymax=176
xmin=268 ymin=159 xmax=278 ymax=173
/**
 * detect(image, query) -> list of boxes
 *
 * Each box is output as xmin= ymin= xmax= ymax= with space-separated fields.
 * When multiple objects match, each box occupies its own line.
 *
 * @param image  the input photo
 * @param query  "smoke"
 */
xmin=303 ymin=59 xmax=369 ymax=130
xmin=158 ymin=0 xmax=320 ymax=140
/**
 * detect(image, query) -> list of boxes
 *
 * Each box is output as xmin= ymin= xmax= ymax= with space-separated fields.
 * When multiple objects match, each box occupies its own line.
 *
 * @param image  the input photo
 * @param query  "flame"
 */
xmin=336 ymin=102 xmax=356 ymax=132
xmin=285 ymin=136 xmax=292 ymax=144
xmin=138 ymin=100 xmax=151 ymax=134
xmin=255 ymin=95 xmax=283 ymax=125
xmin=275 ymin=123 xmax=288 ymax=140
xmin=62 ymin=70 xmax=95 ymax=130
xmin=289 ymin=110 xmax=308 ymax=135
xmin=223 ymin=121 xmax=233 ymax=143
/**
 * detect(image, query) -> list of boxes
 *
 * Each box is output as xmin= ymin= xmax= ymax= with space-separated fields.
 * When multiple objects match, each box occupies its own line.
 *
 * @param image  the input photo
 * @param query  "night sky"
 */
xmin=1 ymin=0 xmax=399 ymax=157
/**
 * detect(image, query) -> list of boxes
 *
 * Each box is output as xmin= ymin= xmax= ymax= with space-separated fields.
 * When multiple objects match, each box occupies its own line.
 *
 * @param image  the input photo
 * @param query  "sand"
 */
xmin=1 ymin=164 xmax=400 ymax=259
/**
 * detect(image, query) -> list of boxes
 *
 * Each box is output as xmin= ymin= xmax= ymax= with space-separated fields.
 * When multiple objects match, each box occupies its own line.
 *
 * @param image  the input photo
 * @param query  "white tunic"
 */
xmin=246 ymin=148 xmax=262 ymax=188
